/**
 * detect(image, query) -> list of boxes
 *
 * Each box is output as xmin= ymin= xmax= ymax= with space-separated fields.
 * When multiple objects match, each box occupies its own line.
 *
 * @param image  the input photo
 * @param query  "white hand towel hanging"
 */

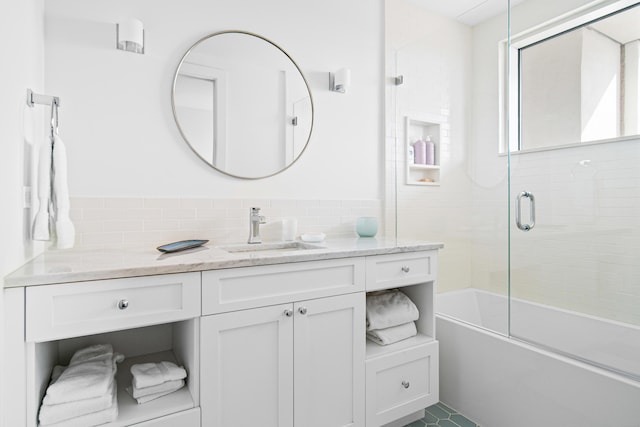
xmin=52 ymin=133 xmax=75 ymax=249
xmin=32 ymin=138 xmax=52 ymax=241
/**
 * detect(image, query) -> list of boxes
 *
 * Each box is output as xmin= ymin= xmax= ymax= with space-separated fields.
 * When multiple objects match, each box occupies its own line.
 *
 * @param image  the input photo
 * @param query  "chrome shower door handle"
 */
xmin=515 ymin=191 xmax=536 ymax=231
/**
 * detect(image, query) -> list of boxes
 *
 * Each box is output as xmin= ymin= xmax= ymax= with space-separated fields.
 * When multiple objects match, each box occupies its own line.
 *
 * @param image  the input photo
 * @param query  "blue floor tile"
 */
xmin=437 ymin=403 xmax=455 ymax=414
xmin=450 ymin=413 xmax=477 ymax=427
xmin=425 ymin=405 xmax=450 ymax=420
xmin=405 ymin=402 xmax=480 ymax=427
xmin=422 ymin=411 xmax=438 ymax=423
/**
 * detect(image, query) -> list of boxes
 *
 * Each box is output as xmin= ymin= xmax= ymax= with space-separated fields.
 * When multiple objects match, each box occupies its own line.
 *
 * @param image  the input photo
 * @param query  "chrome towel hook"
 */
xmin=50 ymin=98 xmax=60 ymax=139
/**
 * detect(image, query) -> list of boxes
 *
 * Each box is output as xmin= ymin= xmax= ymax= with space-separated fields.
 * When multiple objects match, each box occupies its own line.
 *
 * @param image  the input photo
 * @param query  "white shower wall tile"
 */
xmin=70 ymin=197 xmax=383 ymax=249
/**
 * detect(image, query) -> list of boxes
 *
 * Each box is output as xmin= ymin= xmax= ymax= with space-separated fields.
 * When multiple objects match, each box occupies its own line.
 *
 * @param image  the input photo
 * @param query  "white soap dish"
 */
xmin=300 ymin=232 xmax=326 ymax=243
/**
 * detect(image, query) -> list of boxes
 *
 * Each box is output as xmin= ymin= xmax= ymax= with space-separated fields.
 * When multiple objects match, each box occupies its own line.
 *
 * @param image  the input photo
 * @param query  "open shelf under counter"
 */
xmin=113 ymin=350 xmax=195 ymax=426
xmin=365 ymin=332 xmax=435 ymax=360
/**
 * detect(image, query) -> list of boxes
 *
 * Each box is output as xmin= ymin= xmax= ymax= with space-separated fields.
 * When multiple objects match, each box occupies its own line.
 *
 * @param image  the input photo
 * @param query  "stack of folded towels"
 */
xmin=38 ymin=344 xmax=123 ymax=427
xmin=366 ymin=289 xmax=420 ymax=345
xmin=126 ymin=361 xmax=187 ymax=404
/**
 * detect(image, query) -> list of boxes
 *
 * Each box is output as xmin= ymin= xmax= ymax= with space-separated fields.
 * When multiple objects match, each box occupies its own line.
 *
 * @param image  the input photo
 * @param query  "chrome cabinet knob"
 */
xmin=401 ymin=266 xmax=410 ymax=273
xmin=117 ymin=299 xmax=129 ymax=310
xmin=402 ymin=380 xmax=410 ymax=389
xmin=298 ymin=307 xmax=308 ymax=315
xmin=284 ymin=309 xmax=293 ymax=317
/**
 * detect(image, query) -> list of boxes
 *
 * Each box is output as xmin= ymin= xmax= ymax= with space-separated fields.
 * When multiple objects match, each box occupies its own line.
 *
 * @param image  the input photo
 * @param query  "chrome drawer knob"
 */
xmin=117 ymin=299 xmax=129 ymax=310
xmin=401 ymin=266 xmax=410 ymax=273
xmin=284 ymin=309 xmax=293 ymax=317
xmin=298 ymin=307 xmax=308 ymax=315
xmin=402 ymin=380 xmax=410 ymax=389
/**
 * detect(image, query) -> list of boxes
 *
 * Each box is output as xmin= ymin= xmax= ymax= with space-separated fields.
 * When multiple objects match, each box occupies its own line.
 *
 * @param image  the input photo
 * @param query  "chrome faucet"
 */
xmin=248 ymin=207 xmax=267 ymax=244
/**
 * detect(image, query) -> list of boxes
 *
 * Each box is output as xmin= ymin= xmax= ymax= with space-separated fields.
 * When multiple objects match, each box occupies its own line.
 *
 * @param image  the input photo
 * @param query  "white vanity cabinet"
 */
xmin=364 ymin=251 xmax=439 ymax=427
xmin=3 ymin=243 xmax=441 ymax=427
xmin=201 ymin=293 xmax=365 ymax=427
xmin=3 ymin=272 xmax=202 ymax=427
xmin=200 ymin=259 xmax=366 ymax=427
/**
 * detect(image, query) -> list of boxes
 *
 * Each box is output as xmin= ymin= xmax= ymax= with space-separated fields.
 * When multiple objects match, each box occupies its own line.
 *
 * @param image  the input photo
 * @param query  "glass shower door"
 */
xmin=508 ymin=0 xmax=640 ymax=380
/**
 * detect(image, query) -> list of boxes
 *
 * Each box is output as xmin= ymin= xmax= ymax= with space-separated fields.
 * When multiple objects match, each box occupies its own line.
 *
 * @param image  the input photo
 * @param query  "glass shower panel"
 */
xmin=508 ymin=0 xmax=640 ymax=380
xmin=386 ymin=0 xmax=510 ymax=334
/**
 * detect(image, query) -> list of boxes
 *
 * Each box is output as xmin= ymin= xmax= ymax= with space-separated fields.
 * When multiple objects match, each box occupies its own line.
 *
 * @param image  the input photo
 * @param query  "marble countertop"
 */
xmin=3 ymin=238 xmax=444 ymax=287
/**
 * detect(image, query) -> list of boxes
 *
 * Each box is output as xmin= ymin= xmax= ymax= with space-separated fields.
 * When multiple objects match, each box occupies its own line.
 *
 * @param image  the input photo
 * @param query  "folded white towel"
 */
xmin=39 ymin=385 xmax=118 ymax=427
xmin=366 ymin=321 xmax=417 ymax=346
xmin=366 ymin=290 xmax=419 ymax=331
xmin=68 ymin=344 xmax=113 ymax=365
xmin=38 ymin=379 xmax=115 ymax=425
xmin=129 ymin=379 xmax=185 ymax=399
xmin=126 ymin=380 xmax=185 ymax=404
xmin=131 ymin=361 xmax=187 ymax=389
xmin=51 ymin=365 xmax=66 ymax=383
xmin=52 ymin=134 xmax=75 ymax=249
xmin=43 ymin=345 xmax=123 ymax=405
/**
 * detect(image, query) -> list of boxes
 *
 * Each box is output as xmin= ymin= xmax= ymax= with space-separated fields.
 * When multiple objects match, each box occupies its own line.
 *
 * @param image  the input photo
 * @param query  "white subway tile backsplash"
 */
xmin=105 ymin=198 xmax=144 ymax=209
xmin=72 ymin=197 xmax=105 ymax=209
xmin=70 ymin=197 xmax=382 ymax=249
xmin=212 ymin=199 xmax=243 ymax=209
xmin=144 ymin=198 xmax=181 ymax=209
xmin=180 ymin=198 xmax=214 ymax=209
xmin=162 ymin=208 xmax=196 ymax=220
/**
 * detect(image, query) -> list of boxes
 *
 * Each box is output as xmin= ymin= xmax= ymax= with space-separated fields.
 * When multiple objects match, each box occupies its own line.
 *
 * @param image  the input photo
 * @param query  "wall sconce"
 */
xmin=329 ymin=68 xmax=351 ymax=93
xmin=116 ymin=18 xmax=144 ymax=54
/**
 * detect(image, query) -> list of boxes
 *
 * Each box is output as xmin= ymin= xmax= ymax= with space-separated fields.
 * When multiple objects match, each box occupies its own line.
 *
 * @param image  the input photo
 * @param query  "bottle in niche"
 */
xmin=424 ymin=136 xmax=435 ymax=165
xmin=413 ymin=138 xmax=426 ymax=164
xmin=408 ymin=144 xmax=414 ymax=164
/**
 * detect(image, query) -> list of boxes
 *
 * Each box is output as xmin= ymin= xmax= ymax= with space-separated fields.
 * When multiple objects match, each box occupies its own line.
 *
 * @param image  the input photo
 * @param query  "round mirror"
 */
xmin=172 ymin=31 xmax=314 ymax=179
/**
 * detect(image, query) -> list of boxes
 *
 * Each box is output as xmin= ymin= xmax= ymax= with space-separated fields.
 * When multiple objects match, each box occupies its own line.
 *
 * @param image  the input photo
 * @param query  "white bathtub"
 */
xmin=436 ymin=289 xmax=640 ymax=427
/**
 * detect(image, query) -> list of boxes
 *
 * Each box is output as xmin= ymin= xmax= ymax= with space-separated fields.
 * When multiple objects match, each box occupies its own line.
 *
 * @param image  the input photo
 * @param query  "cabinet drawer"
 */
xmin=202 ymin=258 xmax=365 ymax=314
xmin=130 ymin=408 xmax=200 ymax=426
xmin=366 ymin=251 xmax=436 ymax=291
xmin=26 ymin=273 xmax=201 ymax=342
xmin=366 ymin=341 xmax=439 ymax=427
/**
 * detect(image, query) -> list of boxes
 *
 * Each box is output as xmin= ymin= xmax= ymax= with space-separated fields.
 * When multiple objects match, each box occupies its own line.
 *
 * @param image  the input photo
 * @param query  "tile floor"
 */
xmin=404 ymin=402 xmax=480 ymax=427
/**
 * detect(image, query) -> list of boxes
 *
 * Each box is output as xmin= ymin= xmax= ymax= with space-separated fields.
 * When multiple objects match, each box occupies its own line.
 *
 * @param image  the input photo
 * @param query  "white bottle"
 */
xmin=408 ymin=144 xmax=414 ymax=164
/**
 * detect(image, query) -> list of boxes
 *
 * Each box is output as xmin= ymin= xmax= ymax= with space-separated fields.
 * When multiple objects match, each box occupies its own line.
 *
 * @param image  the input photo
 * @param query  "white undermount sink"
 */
xmin=219 ymin=241 xmax=325 ymax=254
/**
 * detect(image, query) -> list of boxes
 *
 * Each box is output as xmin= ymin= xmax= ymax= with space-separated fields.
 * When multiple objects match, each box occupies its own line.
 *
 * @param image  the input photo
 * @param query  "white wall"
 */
xmin=386 ymin=0 xmax=474 ymax=292
xmin=0 ymin=1 xmax=45 ymax=423
xmin=44 ymin=0 xmax=383 ymax=200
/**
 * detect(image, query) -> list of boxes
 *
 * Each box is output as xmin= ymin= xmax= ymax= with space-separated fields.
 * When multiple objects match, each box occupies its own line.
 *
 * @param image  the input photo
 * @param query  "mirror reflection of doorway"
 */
xmin=174 ymin=64 xmax=228 ymax=169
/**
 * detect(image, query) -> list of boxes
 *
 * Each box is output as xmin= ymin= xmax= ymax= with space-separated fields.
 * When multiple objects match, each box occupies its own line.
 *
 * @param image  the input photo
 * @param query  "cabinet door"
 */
xmin=294 ymin=293 xmax=365 ymax=427
xmin=201 ymin=304 xmax=294 ymax=427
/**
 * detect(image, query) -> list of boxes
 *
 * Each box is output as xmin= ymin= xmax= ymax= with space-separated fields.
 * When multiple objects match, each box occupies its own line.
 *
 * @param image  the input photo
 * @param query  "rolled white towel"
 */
xmin=38 ymin=379 xmax=115 ymax=425
xmin=39 ymin=385 xmax=118 ymax=427
xmin=366 ymin=321 xmax=418 ymax=346
xmin=126 ymin=379 xmax=185 ymax=404
xmin=366 ymin=290 xmax=419 ymax=331
xmin=131 ymin=361 xmax=187 ymax=389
